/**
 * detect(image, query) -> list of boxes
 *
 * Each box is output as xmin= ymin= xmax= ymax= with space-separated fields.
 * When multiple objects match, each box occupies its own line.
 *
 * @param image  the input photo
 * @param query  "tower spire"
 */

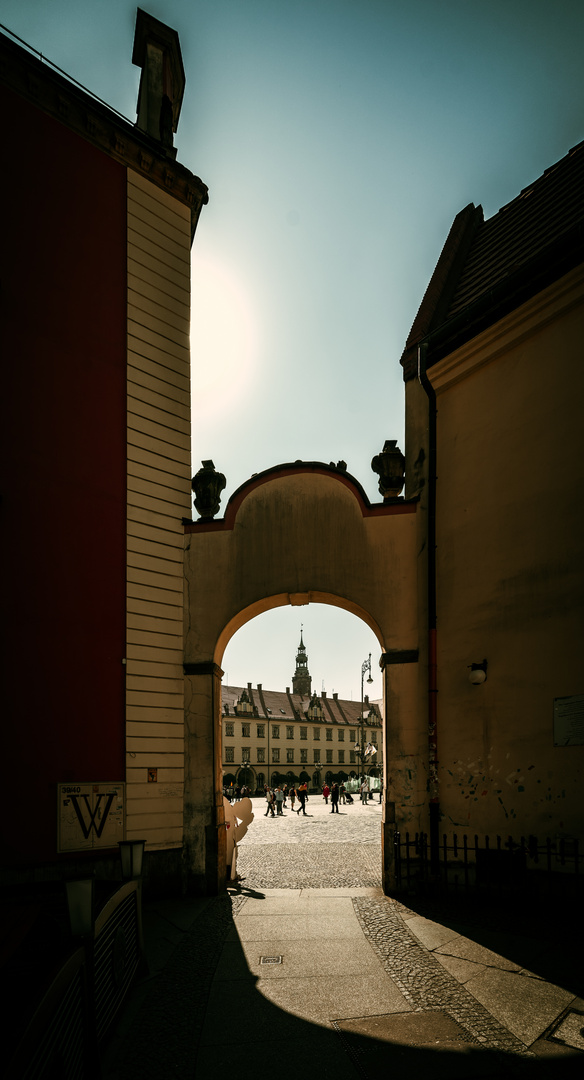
xmin=292 ymin=629 xmax=312 ymax=696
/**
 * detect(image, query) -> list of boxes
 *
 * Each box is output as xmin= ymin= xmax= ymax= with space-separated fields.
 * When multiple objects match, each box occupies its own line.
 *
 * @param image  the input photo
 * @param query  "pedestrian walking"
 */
xmin=339 ymin=783 xmax=346 ymax=804
xmin=275 ymin=786 xmax=284 ymax=815
xmin=322 ymin=783 xmax=330 ymax=805
xmin=330 ymin=782 xmax=339 ymax=813
xmin=289 ymin=786 xmax=296 ymax=811
xmin=265 ymin=788 xmax=275 ymax=816
xmin=296 ymin=782 xmax=308 ymax=815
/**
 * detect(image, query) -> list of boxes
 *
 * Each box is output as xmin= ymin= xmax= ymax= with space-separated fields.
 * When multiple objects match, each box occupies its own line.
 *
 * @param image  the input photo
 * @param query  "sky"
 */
xmin=3 ymin=0 xmax=582 ymax=700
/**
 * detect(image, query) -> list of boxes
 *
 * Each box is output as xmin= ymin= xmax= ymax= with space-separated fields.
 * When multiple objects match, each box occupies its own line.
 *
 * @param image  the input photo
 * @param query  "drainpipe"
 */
xmin=417 ymin=343 xmax=439 ymax=874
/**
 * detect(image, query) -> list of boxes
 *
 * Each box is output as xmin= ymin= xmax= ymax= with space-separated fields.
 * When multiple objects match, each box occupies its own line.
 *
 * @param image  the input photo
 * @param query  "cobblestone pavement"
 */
xmin=238 ymin=794 xmax=383 ymax=843
xmin=236 ymin=797 xmax=383 ymax=887
xmin=352 ymin=896 xmax=531 ymax=1060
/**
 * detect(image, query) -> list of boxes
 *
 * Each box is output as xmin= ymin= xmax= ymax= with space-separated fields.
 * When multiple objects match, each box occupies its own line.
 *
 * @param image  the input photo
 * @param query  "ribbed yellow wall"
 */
xmin=126 ymin=170 xmax=191 ymax=850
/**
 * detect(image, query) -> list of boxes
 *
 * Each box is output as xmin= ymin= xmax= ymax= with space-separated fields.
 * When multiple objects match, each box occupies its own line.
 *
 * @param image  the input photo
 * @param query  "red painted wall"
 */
xmin=0 ymin=88 xmax=127 ymax=864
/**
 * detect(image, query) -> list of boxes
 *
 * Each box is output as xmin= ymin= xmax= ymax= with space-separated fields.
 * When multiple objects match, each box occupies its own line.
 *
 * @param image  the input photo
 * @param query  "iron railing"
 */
xmin=392 ymin=830 xmax=581 ymax=900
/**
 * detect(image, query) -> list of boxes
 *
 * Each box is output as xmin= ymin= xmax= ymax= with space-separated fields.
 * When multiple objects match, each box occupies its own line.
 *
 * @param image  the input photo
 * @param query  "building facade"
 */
xmin=221 ymin=638 xmax=382 ymax=793
xmin=221 ymin=686 xmax=382 ymax=794
xmin=395 ymin=139 xmax=584 ymax=851
xmin=0 ymin=12 xmax=207 ymax=889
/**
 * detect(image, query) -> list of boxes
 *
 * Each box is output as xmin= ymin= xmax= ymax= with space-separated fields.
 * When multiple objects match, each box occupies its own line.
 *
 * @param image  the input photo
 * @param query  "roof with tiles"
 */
xmin=221 ymin=684 xmax=382 ymax=726
xmin=401 ymin=140 xmax=584 ymax=379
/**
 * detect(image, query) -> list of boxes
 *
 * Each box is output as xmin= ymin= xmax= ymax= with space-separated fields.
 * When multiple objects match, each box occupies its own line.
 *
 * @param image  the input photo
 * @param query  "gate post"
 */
xmin=382 ymin=801 xmax=397 ymax=894
xmin=183 ymin=661 xmax=226 ymax=894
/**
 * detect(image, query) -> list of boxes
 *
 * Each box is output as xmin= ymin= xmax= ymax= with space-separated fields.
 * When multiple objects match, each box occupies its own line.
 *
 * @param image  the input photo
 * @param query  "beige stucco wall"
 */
xmin=426 ymin=265 xmax=584 ymax=840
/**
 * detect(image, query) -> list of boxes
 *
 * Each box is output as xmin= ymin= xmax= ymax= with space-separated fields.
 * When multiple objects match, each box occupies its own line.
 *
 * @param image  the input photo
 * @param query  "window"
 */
xmin=242 ymin=723 xmax=250 ymax=737
xmin=371 ymin=730 xmax=377 ymax=742
xmin=326 ymin=749 xmax=333 ymax=763
xmin=225 ymin=722 xmax=234 ymax=737
xmin=272 ymin=748 xmax=280 ymax=763
xmin=350 ymin=751 xmax=356 ymax=763
xmin=257 ymin=724 xmax=265 ymax=738
xmin=326 ymin=729 xmax=333 ymax=741
xmin=242 ymin=748 xmax=250 ymax=763
xmin=225 ymin=747 xmax=234 ymax=763
xmin=313 ymin=728 xmax=320 ymax=740
xmin=349 ymin=730 xmax=356 ymax=742
xmin=313 ymin=750 xmax=321 ymax=764
xmin=300 ymin=727 xmax=307 ymax=740
xmin=338 ymin=750 xmax=345 ymax=764
xmin=338 ymin=729 xmax=344 ymax=741
xmin=272 ymin=725 xmax=280 ymax=739
xmin=287 ymin=749 xmax=294 ymax=763
xmin=286 ymin=725 xmax=294 ymax=739
xmin=300 ymin=748 xmax=307 ymax=763
xmin=257 ymin=748 xmax=265 ymax=763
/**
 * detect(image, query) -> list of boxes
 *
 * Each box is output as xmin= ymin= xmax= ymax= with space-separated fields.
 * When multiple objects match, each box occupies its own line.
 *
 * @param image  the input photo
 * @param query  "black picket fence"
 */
xmin=392 ymin=830 xmax=582 ymax=901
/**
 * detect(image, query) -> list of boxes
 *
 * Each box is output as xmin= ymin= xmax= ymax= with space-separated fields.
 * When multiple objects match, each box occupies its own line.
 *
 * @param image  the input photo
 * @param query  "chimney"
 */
xmin=132 ymin=8 xmax=185 ymax=156
xmin=333 ymin=693 xmax=338 ymax=700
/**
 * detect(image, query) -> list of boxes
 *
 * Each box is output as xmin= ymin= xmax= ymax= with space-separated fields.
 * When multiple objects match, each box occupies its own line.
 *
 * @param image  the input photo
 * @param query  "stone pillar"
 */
xmin=380 ymin=648 xmax=424 ymax=895
xmin=183 ymin=661 xmax=226 ymax=895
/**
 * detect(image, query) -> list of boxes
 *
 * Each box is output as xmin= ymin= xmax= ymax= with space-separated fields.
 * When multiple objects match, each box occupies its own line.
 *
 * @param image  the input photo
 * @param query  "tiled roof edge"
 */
xmin=400 ymin=203 xmax=483 ymax=381
xmin=422 ymin=224 xmax=584 ymax=367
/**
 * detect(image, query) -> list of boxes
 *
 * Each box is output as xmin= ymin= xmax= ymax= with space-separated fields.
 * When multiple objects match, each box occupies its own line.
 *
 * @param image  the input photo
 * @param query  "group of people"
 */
xmin=262 ymin=779 xmax=382 ymax=816
xmin=263 ymin=782 xmax=309 ymax=816
xmin=224 ymin=784 xmax=251 ymax=802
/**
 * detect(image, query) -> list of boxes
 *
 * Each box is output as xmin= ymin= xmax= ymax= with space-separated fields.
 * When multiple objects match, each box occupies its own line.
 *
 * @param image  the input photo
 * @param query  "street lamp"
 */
xmin=355 ymin=654 xmax=374 ymax=797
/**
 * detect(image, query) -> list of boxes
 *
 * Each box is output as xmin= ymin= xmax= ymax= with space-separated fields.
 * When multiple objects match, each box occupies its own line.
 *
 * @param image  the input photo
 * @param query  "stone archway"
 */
xmin=183 ymin=462 xmax=421 ymax=894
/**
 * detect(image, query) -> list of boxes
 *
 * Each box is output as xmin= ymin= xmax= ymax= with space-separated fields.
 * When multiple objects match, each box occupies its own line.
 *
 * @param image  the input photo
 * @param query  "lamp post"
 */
xmin=355 ymin=654 xmax=374 ymax=798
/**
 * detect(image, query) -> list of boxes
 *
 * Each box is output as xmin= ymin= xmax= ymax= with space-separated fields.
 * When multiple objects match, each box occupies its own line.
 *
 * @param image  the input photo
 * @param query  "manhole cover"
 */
xmin=548 ymin=1010 xmax=584 ymax=1052
xmin=260 ymin=955 xmax=283 ymax=965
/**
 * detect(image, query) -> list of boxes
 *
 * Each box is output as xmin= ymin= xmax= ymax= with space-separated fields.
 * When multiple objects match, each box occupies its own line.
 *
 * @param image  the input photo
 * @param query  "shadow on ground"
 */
xmin=102 ymin=892 xmax=583 ymax=1080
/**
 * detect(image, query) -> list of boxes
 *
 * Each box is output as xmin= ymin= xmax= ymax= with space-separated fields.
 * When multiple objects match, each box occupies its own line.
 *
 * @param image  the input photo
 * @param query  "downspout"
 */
xmin=417 ymin=342 xmax=439 ymax=874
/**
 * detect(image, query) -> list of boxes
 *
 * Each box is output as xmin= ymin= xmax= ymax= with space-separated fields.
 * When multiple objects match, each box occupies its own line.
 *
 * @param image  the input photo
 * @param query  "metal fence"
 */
xmin=6 ymin=880 xmax=143 ymax=1079
xmin=392 ymin=830 xmax=581 ymax=900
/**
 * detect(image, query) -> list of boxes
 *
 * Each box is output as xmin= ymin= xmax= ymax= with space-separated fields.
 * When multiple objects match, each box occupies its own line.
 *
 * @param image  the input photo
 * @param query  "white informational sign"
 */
xmin=58 ymin=782 xmax=125 ymax=852
xmin=553 ymin=695 xmax=584 ymax=747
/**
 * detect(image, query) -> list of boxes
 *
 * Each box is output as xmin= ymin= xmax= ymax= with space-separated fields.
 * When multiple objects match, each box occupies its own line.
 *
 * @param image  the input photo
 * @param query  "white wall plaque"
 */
xmin=58 ymin=782 xmax=125 ymax=852
xmin=553 ymin=695 xmax=584 ymax=747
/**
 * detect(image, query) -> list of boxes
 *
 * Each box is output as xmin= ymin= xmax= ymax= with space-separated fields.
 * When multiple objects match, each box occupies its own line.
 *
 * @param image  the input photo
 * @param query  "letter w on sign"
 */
xmin=70 ymin=792 xmax=116 ymax=839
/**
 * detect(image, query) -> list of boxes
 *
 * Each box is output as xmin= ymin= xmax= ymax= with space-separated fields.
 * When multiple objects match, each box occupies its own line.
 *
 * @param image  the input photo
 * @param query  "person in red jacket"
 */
xmin=322 ymin=784 xmax=330 ymax=805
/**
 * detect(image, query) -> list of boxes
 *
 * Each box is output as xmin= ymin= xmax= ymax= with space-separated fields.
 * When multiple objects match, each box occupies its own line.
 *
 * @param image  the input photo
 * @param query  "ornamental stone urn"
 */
xmin=371 ymin=439 xmax=405 ymax=499
xmin=191 ymin=460 xmax=226 ymax=520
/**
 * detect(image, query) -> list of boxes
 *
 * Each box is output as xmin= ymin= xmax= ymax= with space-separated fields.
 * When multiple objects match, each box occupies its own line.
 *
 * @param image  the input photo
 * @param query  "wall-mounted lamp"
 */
xmin=118 ymin=839 xmax=146 ymax=880
xmin=468 ymin=660 xmax=488 ymax=685
xmin=65 ymin=877 xmax=94 ymax=937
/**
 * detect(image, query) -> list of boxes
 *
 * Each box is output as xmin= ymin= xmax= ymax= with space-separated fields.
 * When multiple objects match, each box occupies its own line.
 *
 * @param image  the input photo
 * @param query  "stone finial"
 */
xmin=371 ymin=439 xmax=405 ymax=499
xmin=191 ymin=460 xmax=226 ymax=520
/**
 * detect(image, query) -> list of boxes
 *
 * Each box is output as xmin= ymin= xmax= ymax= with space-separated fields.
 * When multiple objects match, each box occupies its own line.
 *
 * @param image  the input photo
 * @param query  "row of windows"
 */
xmin=224 ymin=747 xmax=381 ymax=765
xmin=224 ymin=722 xmax=377 ymax=742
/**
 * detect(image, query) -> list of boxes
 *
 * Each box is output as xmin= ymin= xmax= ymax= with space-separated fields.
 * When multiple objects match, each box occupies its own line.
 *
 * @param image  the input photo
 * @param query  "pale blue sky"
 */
xmin=4 ymin=0 xmax=582 ymax=698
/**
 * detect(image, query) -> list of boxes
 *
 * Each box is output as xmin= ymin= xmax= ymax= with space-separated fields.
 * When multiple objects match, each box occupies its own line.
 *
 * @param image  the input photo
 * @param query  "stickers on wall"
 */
xmin=58 ymin=782 xmax=125 ymax=852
